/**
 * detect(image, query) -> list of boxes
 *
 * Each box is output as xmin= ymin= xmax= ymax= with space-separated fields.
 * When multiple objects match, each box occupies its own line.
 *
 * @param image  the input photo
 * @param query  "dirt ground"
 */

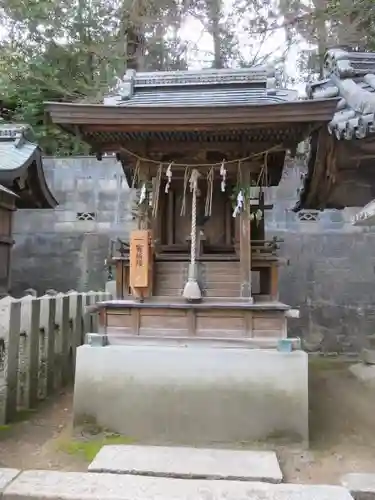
xmin=1 ymin=358 xmax=375 ymax=484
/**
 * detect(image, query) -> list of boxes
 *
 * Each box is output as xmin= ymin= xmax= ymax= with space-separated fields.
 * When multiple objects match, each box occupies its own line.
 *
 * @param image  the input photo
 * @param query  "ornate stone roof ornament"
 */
xmin=103 ymin=65 xmax=297 ymax=107
xmin=307 ymin=49 xmax=375 ymax=140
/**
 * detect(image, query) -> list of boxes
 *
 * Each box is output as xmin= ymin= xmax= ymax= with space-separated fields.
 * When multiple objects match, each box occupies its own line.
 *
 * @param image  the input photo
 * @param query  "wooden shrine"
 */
xmin=46 ymin=66 xmax=338 ymax=342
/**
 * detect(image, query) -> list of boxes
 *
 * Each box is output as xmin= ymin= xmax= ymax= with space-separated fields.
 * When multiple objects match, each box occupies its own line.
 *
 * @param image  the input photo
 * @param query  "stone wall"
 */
xmin=10 ymin=156 xmax=375 ymax=353
xmin=11 ymin=157 xmax=134 ymax=294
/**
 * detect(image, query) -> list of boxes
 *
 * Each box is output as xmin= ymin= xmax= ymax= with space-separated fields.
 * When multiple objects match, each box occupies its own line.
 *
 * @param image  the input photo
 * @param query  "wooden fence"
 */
xmin=0 ymin=290 xmax=112 ymax=425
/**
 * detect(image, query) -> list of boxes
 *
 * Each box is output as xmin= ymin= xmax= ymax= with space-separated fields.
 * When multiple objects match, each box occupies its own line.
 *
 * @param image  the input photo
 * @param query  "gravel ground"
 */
xmin=1 ymin=359 xmax=375 ymax=484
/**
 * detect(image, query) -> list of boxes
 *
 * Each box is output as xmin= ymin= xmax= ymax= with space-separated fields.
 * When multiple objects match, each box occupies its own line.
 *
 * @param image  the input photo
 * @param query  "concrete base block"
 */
xmin=341 ymin=473 xmax=375 ymax=499
xmin=88 ymin=445 xmax=283 ymax=483
xmin=0 ymin=468 xmax=19 ymax=493
xmin=73 ymin=345 xmax=309 ymax=445
xmin=3 ymin=471 xmax=354 ymax=500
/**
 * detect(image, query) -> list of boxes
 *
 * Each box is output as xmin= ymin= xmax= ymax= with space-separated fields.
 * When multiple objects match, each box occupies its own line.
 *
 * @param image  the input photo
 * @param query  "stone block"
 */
xmin=0 ymin=468 xmax=19 ymax=493
xmin=88 ymin=445 xmax=282 ymax=483
xmin=3 ymin=471 xmax=354 ymax=500
xmin=86 ymin=333 xmax=108 ymax=346
xmin=105 ymin=281 xmax=116 ymax=296
xmin=362 ymin=349 xmax=375 ymax=365
xmin=97 ymin=179 xmax=118 ymax=192
xmin=341 ymin=473 xmax=375 ymax=499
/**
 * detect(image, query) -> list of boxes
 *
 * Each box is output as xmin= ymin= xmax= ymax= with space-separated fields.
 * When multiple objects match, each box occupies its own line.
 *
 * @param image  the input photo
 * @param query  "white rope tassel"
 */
xmin=183 ymin=169 xmax=202 ymax=301
xmin=165 ymin=162 xmax=173 ymax=193
xmin=220 ymin=160 xmax=227 ymax=192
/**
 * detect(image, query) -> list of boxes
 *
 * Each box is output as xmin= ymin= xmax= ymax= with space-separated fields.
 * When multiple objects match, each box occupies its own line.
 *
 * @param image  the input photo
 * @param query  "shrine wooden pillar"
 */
xmin=239 ymin=166 xmax=252 ymax=301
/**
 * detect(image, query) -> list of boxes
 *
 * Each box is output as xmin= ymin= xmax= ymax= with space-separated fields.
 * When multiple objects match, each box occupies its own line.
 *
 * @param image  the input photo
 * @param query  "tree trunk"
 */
xmin=206 ymin=0 xmax=223 ymax=69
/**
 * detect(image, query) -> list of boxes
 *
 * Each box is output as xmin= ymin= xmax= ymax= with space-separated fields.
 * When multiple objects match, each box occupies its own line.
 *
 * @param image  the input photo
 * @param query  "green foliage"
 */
xmin=0 ymin=0 xmax=189 ymax=155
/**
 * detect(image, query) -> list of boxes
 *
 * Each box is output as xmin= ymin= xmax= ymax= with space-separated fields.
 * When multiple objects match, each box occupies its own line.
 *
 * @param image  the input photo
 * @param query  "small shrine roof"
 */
xmin=0 ymin=123 xmax=58 ymax=209
xmin=103 ymin=67 xmax=298 ymax=107
xmin=46 ymin=65 xmax=338 ymax=150
xmin=306 ymin=49 xmax=375 ymax=140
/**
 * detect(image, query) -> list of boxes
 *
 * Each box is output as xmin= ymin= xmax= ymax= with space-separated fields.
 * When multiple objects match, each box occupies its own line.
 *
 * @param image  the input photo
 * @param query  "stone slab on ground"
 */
xmin=349 ymin=363 xmax=375 ymax=387
xmin=0 ymin=469 xmax=19 ymax=493
xmin=341 ymin=473 xmax=375 ymax=499
xmin=3 ymin=470 xmax=354 ymax=500
xmin=88 ymin=445 xmax=283 ymax=483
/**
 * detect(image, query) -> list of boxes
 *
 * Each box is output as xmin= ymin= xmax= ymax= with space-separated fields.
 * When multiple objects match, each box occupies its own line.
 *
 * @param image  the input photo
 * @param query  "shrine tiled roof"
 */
xmin=0 ymin=123 xmax=57 ymax=209
xmin=103 ymin=67 xmax=299 ymax=106
xmin=0 ymin=124 xmax=39 ymax=170
xmin=306 ymin=49 xmax=375 ymax=140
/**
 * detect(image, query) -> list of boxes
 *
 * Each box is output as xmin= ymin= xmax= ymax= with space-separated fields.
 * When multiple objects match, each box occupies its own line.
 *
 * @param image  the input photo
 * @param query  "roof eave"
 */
xmin=0 ymin=147 xmax=58 ymax=209
xmin=45 ymin=99 xmax=340 ymax=129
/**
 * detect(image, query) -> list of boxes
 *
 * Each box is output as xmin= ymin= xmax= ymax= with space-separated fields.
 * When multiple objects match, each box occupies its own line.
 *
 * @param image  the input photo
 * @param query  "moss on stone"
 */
xmin=309 ymin=356 xmax=351 ymax=372
xmin=57 ymin=434 xmax=135 ymax=462
xmin=0 ymin=424 xmax=11 ymax=438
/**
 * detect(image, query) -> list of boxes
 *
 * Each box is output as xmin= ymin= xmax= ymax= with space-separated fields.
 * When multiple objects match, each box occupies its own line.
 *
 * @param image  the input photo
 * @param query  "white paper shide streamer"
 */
xmin=232 ymin=190 xmax=244 ymax=217
xmin=139 ymin=183 xmax=147 ymax=205
xmin=165 ymin=163 xmax=173 ymax=193
xmin=220 ymin=160 xmax=227 ymax=192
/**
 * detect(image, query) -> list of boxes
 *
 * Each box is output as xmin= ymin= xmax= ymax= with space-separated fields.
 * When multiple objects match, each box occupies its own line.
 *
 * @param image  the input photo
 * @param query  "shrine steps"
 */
xmin=154 ymin=261 xmax=187 ymax=296
xmin=202 ymin=261 xmax=240 ymax=298
xmin=153 ymin=260 xmax=240 ymax=297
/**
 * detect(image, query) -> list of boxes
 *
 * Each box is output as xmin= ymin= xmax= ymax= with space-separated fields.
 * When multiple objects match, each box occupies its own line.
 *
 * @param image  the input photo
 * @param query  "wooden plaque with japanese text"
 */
xmin=129 ymin=230 xmax=151 ymax=289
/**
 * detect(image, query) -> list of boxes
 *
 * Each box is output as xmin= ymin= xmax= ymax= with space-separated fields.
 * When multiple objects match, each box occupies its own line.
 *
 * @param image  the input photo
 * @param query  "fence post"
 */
xmin=46 ymin=297 xmax=56 ymax=396
xmin=61 ymin=296 xmax=71 ymax=387
xmin=0 ymin=300 xmax=21 ymax=424
xmin=89 ymin=291 xmax=99 ymax=332
xmin=82 ymin=293 xmax=92 ymax=335
xmin=18 ymin=295 xmax=32 ymax=409
xmin=53 ymin=293 xmax=64 ymax=390
xmin=0 ymin=297 xmax=15 ymax=424
xmin=75 ymin=294 xmax=83 ymax=346
xmin=70 ymin=293 xmax=83 ymax=375
xmin=27 ymin=298 xmax=41 ymax=409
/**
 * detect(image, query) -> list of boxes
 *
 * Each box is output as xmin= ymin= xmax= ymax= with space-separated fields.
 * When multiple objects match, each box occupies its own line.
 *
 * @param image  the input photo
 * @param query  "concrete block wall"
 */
xmin=11 ymin=157 xmax=135 ymax=295
xmin=10 ymin=156 xmax=375 ymax=353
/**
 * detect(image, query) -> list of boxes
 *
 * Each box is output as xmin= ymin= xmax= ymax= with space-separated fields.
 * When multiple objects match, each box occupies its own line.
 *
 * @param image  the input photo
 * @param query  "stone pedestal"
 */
xmin=73 ymin=341 xmax=309 ymax=445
